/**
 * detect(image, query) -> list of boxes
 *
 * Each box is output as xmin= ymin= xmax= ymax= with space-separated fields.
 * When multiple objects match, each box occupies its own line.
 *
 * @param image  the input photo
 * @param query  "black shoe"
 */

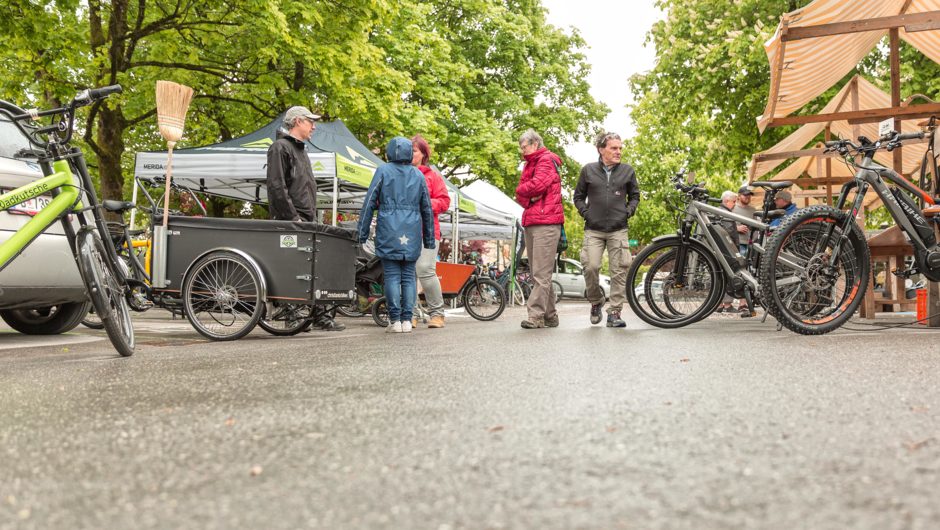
xmin=606 ymin=311 xmax=626 ymax=328
xmin=714 ymin=306 xmax=725 ymax=314
xmin=313 ymin=317 xmax=345 ymax=331
xmin=590 ymin=303 xmax=603 ymax=325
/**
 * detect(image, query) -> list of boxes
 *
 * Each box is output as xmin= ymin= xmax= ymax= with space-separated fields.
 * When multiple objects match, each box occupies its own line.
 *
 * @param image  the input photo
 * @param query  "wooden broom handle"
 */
xmin=162 ymin=142 xmax=175 ymax=227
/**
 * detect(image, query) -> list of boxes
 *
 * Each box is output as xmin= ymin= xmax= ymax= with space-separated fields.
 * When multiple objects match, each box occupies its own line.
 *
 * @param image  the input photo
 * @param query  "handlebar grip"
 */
xmin=88 ymin=85 xmax=123 ymax=100
xmin=824 ymin=140 xmax=843 ymax=148
xmin=897 ymin=131 xmax=925 ymax=141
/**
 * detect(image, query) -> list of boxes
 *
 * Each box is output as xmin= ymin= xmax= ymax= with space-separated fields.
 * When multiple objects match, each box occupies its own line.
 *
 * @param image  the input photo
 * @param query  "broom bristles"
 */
xmin=156 ymin=81 xmax=194 ymax=144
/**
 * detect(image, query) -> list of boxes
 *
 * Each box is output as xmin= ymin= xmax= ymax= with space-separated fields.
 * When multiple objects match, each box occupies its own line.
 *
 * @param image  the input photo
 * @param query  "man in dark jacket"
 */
xmin=573 ymin=131 xmax=640 ymax=328
xmin=266 ymin=106 xmax=344 ymax=331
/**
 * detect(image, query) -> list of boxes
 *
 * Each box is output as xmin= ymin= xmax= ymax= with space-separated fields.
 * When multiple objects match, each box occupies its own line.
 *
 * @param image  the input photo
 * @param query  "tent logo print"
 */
xmin=280 ymin=235 xmax=298 ymax=248
xmin=346 ymin=146 xmax=377 ymax=168
xmin=313 ymin=161 xmax=325 ymax=171
xmin=242 ymin=138 xmax=273 ymax=148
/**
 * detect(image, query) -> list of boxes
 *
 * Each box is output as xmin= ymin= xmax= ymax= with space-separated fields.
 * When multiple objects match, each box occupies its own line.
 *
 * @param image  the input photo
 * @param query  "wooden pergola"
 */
xmin=755 ymin=0 xmax=940 ymax=324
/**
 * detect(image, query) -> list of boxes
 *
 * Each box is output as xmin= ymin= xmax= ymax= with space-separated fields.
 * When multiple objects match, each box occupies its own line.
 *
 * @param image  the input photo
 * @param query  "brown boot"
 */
xmin=520 ymin=317 xmax=545 ymax=329
xmin=428 ymin=315 xmax=445 ymax=328
xmin=412 ymin=317 xmax=419 ymax=328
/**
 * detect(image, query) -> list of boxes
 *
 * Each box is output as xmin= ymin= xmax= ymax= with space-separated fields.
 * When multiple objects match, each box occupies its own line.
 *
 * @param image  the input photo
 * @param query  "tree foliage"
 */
xmin=0 ymin=0 xmax=605 ymax=211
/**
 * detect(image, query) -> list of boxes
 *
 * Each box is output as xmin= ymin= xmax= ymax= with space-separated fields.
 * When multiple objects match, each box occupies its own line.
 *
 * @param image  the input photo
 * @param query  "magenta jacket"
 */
xmin=514 ymin=147 xmax=564 ymax=227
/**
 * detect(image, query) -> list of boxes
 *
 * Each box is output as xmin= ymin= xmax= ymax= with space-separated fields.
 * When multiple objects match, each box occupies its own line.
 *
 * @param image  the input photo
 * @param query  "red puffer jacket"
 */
xmin=418 ymin=165 xmax=450 ymax=240
xmin=515 ymin=147 xmax=564 ymax=227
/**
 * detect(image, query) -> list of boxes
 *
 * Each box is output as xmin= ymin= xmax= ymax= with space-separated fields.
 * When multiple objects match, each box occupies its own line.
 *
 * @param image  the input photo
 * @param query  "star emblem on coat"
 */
xmin=399 ymin=234 xmax=410 ymax=245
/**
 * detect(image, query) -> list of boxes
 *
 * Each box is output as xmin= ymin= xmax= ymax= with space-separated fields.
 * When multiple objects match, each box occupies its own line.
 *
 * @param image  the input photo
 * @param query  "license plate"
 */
xmin=1 ymin=189 xmax=52 ymax=216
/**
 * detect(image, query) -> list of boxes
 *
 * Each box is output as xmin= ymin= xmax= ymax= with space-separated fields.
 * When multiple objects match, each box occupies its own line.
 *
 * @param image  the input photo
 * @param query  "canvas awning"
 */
xmin=750 ymin=75 xmax=931 ymax=181
xmin=758 ymin=0 xmax=940 ymax=132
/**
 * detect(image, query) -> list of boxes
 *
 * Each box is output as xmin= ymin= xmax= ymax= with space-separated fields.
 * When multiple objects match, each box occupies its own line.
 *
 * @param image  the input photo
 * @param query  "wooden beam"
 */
xmin=782 ymin=11 xmax=940 ymax=42
xmin=752 ymin=147 xmax=840 ymax=162
xmin=768 ymin=103 xmax=940 ymax=127
xmin=790 ymin=177 xmax=856 ymax=187
xmin=891 ymin=28 xmax=904 ymax=174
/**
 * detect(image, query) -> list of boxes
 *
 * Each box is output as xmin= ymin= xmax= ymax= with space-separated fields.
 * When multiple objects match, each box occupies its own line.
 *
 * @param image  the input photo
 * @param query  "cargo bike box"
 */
xmin=153 ymin=215 xmax=357 ymax=340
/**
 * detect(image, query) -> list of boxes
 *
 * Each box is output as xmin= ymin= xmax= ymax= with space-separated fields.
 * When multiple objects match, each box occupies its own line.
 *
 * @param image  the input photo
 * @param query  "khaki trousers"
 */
xmin=524 ymin=224 xmax=561 ymax=320
xmin=580 ymin=228 xmax=632 ymax=312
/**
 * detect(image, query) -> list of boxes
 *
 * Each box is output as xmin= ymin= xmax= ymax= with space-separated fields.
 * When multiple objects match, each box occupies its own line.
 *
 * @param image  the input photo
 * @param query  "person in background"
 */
xmin=715 ymin=190 xmax=739 ymax=313
xmin=514 ymin=129 xmax=564 ymax=329
xmin=732 ymin=185 xmax=757 ymax=316
xmin=358 ymin=137 xmax=435 ymax=333
xmin=733 ymin=185 xmax=756 ymax=254
xmin=266 ymin=105 xmax=344 ymax=331
xmin=411 ymin=135 xmax=451 ymax=329
xmin=573 ymin=131 xmax=640 ymax=328
xmin=769 ymin=189 xmax=797 ymax=228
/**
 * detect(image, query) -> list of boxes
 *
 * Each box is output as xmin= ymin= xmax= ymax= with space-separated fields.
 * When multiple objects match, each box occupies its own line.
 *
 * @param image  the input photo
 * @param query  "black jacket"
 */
xmin=266 ymin=131 xmax=317 ymax=222
xmin=573 ymin=160 xmax=641 ymax=232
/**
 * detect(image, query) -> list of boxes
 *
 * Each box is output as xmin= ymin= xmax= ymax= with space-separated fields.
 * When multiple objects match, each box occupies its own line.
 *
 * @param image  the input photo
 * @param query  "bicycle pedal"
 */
xmin=891 ymin=267 xmax=918 ymax=278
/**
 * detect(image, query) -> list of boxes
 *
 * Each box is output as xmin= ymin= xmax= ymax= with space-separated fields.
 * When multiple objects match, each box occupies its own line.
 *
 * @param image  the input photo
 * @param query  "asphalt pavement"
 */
xmin=1 ymin=302 xmax=938 ymax=529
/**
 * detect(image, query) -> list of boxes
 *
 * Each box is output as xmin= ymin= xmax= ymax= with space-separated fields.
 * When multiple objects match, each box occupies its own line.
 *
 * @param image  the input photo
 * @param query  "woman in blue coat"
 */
xmin=358 ymin=137 xmax=435 ymax=333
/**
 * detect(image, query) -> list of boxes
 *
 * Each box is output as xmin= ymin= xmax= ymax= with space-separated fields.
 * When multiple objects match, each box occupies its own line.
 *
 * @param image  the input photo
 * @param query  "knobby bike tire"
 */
xmin=759 ymin=205 xmax=870 ymax=335
xmin=76 ymin=229 xmax=135 ymax=357
xmin=183 ymin=251 xmax=263 ymax=341
xmin=625 ymin=238 xmax=724 ymax=329
xmin=463 ymin=277 xmax=506 ymax=321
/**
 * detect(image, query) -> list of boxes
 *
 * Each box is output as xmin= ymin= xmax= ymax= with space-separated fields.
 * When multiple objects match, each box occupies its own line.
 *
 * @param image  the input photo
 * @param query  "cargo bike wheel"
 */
xmin=371 ymin=297 xmax=390 ymax=327
xmin=183 ymin=251 xmax=264 ymax=341
xmin=259 ymin=302 xmax=313 ymax=336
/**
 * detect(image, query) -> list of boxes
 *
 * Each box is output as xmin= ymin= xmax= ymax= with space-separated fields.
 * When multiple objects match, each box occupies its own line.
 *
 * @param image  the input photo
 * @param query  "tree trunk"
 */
xmin=97 ymin=106 xmax=126 ymax=209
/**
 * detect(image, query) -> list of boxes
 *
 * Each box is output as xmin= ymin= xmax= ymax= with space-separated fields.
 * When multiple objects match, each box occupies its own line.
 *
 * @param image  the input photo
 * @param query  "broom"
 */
xmin=155 ymin=80 xmax=195 ymax=227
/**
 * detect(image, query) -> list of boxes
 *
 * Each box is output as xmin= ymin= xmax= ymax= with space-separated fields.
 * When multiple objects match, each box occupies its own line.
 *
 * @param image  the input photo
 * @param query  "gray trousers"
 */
xmin=524 ymin=224 xmax=561 ymax=320
xmin=581 ymin=228 xmax=632 ymax=312
xmin=415 ymin=241 xmax=445 ymax=317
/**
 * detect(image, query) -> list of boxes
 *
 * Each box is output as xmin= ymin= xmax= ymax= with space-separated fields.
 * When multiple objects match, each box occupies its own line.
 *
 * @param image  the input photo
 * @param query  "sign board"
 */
xmin=878 ymin=118 xmax=895 ymax=138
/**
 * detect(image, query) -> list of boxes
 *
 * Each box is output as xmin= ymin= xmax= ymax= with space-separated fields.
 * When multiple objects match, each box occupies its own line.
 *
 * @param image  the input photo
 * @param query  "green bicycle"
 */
xmin=0 ymin=86 xmax=135 ymax=356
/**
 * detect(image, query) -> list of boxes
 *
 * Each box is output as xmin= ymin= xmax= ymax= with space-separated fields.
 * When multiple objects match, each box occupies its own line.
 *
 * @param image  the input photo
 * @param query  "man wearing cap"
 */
xmin=266 ymin=106 xmax=346 ymax=331
xmin=733 ymin=185 xmax=756 ymax=254
xmin=768 ymin=190 xmax=797 ymax=228
xmin=267 ymin=106 xmax=321 ymax=222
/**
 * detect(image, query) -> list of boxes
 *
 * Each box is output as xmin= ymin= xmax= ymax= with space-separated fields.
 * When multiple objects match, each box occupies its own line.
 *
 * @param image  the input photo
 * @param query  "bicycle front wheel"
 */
xmin=625 ymin=238 xmax=723 ymax=328
xmin=759 ymin=205 xmax=870 ymax=335
xmin=76 ymin=229 xmax=135 ymax=356
xmin=463 ymin=278 xmax=506 ymax=321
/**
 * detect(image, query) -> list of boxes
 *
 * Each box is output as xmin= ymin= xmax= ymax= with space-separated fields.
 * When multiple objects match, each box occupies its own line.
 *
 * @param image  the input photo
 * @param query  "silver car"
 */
xmin=0 ymin=117 xmax=89 ymax=334
xmin=553 ymin=258 xmax=610 ymax=299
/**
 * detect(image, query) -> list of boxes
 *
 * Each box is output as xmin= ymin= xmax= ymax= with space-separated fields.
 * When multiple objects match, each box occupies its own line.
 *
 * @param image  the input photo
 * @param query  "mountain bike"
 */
xmin=0 ymin=86 xmax=135 ymax=356
xmin=759 ymin=129 xmax=940 ymax=335
xmin=625 ymin=174 xmax=793 ymax=329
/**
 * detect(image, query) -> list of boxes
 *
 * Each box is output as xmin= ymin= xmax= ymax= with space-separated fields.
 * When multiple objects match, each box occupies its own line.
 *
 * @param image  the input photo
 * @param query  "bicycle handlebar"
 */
xmin=0 ymin=85 xmax=122 ymax=151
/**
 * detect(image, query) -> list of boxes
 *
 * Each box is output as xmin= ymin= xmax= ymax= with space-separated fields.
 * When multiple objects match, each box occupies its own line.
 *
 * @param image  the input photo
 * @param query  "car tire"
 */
xmin=0 ymin=301 xmax=92 ymax=335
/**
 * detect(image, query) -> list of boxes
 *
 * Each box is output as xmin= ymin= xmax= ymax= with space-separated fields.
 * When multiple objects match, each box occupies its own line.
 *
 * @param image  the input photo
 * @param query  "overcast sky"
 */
xmin=541 ymin=1 xmax=664 ymax=165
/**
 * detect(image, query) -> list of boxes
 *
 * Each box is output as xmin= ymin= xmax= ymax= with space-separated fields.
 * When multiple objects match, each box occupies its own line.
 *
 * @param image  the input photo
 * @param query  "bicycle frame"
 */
xmin=679 ymin=200 xmax=769 ymax=291
xmin=0 ymin=159 xmax=81 ymax=271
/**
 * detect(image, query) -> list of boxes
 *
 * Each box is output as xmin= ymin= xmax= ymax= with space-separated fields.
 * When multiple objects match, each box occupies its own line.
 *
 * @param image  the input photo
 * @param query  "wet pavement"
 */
xmin=1 ymin=302 xmax=939 ymax=529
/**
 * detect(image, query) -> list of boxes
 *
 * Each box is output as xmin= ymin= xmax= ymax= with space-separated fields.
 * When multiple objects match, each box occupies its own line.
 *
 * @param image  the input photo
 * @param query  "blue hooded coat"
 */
xmin=357 ymin=137 xmax=435 ymax=261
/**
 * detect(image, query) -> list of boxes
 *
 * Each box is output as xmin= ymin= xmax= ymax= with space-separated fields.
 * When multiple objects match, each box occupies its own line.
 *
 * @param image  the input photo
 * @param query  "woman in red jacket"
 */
xmin=515 ymin=129 xmax=564 ymax=329
xmin=411 ymin=135 xmax=451 ymax=328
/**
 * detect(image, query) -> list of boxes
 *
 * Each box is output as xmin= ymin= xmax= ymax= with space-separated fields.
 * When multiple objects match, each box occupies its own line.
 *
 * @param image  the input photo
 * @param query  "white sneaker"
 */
xmin=386 ymin=321 xmax=403 ymax=333
xmin=401 ymin=320 xmax=413 ymax=333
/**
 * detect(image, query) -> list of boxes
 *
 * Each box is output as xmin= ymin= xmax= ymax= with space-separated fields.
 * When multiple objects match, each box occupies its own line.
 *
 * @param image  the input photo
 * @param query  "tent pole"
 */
xmin=130 ymin=177 xmax=139 ymax=230
xmin=332 ymin=168 xmax=339 ymax=226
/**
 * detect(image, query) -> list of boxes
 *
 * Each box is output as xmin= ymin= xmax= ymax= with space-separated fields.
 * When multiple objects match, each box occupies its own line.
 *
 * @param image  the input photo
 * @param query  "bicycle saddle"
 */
xmin=750 ymin=181 xmax=793 ymax=190
xmin=102 ymin=200 xmax=136 ymax=213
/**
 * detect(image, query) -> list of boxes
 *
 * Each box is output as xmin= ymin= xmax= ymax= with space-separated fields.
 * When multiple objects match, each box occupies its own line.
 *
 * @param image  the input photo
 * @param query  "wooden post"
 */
xmin=851 ymin=77 xmax=861 ymax=142
xmin=890 ymin=28 xmax=904 ymax=174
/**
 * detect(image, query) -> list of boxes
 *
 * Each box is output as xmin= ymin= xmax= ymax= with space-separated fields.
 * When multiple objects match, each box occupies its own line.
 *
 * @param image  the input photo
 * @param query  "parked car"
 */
xmin=633 ymin=272 xmax=664 ymax=304
xmin=0 ymin=116 xmax=89 ymax=334
xmin=553 ymin=258 xmax=610 ymax=299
